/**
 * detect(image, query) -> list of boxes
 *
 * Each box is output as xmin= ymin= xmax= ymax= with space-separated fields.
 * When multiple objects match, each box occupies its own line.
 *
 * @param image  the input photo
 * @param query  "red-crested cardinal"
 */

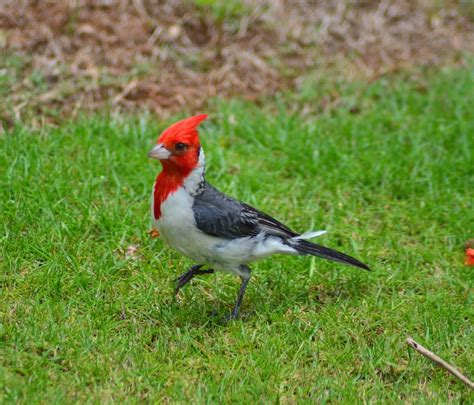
xmin=149 ymin=114 xmax=370 ymax=320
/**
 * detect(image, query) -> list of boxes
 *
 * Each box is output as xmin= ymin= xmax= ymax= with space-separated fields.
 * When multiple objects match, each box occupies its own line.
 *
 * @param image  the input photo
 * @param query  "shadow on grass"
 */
xmin=150 ymin=270 xmax=374 ymax=327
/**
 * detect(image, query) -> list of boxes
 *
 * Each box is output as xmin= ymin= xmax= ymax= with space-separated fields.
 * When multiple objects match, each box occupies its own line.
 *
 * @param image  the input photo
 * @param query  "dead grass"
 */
xmin=1 ymin=0 xmax=474 ymax=125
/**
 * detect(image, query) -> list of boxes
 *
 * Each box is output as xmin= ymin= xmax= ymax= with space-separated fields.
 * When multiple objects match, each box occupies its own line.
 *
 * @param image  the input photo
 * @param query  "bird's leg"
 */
xmin=175 ymin=264 xmax=214 ymax=294
xmin=226 ymin=266 xmax=251 ymax=321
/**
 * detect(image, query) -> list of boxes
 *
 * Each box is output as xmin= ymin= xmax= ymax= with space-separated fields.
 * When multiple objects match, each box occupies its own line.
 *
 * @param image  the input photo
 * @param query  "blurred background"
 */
xmin=1 ymin=0 xmax=474 ymax=127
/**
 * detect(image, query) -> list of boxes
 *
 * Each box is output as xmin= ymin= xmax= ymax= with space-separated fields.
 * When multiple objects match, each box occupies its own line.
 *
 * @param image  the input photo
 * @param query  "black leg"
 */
xmin=175 ymin=264 xmax=214 ymax=294
xmin=226 ymin=265 xmax=251 ymax=321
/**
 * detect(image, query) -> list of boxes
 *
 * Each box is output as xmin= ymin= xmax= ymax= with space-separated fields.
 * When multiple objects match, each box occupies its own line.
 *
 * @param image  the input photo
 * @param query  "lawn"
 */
xmin=1 ymin=67 xmax=473 ymax=402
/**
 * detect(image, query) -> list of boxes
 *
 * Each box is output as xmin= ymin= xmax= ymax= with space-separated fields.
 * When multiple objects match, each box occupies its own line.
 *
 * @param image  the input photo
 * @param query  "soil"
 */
xmin=1 ymin=0 xmax=473 ymax=123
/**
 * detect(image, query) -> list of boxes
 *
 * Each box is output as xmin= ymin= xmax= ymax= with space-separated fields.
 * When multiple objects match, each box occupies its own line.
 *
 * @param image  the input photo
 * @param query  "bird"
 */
xmin=148 ymin=114 xmax=370 ymax=320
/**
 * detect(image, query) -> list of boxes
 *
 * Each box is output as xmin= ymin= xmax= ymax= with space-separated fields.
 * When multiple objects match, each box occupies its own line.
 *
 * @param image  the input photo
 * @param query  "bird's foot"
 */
xmin=219 ymin=309 xmax=240 ymax=324
xmin=174 ymin=265 xmax=214 ymax=295
xmin=218 ymin=274 xmax=250 ymax=323
xmin=174 ymin=269 xmax=196 ymax=294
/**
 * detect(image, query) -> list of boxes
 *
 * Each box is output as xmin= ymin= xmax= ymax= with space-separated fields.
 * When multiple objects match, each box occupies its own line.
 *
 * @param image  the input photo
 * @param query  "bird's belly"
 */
xmin=158 ymin=223 xmax=246 ymax=273
xmin=157 ymin=220 xmax=215 ymax=264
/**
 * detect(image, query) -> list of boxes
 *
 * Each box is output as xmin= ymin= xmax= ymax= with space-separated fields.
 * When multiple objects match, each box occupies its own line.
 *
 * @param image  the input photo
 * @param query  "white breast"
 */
xmin=151 ymin=186 xmax=221 ymax=265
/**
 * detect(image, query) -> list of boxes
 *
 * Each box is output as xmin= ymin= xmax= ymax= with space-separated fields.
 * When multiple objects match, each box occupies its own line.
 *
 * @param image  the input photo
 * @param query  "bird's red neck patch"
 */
xmin=153 ymin=166 xmax=191 ymax=220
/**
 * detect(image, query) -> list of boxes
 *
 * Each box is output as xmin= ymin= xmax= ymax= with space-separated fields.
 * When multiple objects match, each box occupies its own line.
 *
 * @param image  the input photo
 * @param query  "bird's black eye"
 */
xmin=174 ymin=142 xmax=187 ymax=152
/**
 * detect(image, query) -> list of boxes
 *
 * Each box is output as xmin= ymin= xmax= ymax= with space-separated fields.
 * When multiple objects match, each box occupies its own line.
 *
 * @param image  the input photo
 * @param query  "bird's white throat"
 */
xmin=183 ymin=148 xmax=206 ymax=195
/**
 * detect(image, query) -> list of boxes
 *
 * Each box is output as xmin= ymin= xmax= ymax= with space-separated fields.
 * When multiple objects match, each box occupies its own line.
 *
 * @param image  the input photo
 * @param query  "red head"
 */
xmin=148 ymin=114 xmax=208 ymax=175
xmin=150 ymin=114 xmax=208 ymax=220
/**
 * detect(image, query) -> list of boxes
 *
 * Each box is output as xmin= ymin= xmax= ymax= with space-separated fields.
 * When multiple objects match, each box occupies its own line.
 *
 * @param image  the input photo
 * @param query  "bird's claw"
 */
xmin=174 ymin=270 xmax=194 ymax=294
xmin=219 ymin=310 xmax=239 ymax=324
xmin=174 ymin=265 xmax=214 ymax=295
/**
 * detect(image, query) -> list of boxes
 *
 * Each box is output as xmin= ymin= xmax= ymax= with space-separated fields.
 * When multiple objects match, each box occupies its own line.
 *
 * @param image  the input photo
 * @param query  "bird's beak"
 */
xmin=148 ymin=144 xmax=171 ymax=160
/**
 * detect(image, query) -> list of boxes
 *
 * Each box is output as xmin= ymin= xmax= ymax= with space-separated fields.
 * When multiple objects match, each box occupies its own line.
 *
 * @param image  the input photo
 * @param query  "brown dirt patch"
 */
xmin=1 ymin=0 xmax=474 ymax=124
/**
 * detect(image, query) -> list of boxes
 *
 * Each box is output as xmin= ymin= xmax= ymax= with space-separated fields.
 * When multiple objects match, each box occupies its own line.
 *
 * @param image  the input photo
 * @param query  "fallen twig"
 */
xmin=406 ymin=337 xmax=474 ymax=389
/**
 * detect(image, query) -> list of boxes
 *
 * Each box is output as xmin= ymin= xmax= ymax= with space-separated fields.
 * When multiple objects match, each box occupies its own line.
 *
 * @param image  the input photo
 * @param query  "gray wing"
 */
xmin=192 ymin=182 xmax=298 ymax=239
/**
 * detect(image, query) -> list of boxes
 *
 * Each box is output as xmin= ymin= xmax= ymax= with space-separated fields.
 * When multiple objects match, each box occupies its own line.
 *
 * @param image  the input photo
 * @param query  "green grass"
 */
xmin=1 ymin=67 xmax=473 ymax=403
xmin=194 ymin=0 xmax=252 ymax=24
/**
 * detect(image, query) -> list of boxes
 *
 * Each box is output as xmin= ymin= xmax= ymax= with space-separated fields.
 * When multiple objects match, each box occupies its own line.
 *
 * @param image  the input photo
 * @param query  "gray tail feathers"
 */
xmin=292 ymin=239 xmax=370 ymax=271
